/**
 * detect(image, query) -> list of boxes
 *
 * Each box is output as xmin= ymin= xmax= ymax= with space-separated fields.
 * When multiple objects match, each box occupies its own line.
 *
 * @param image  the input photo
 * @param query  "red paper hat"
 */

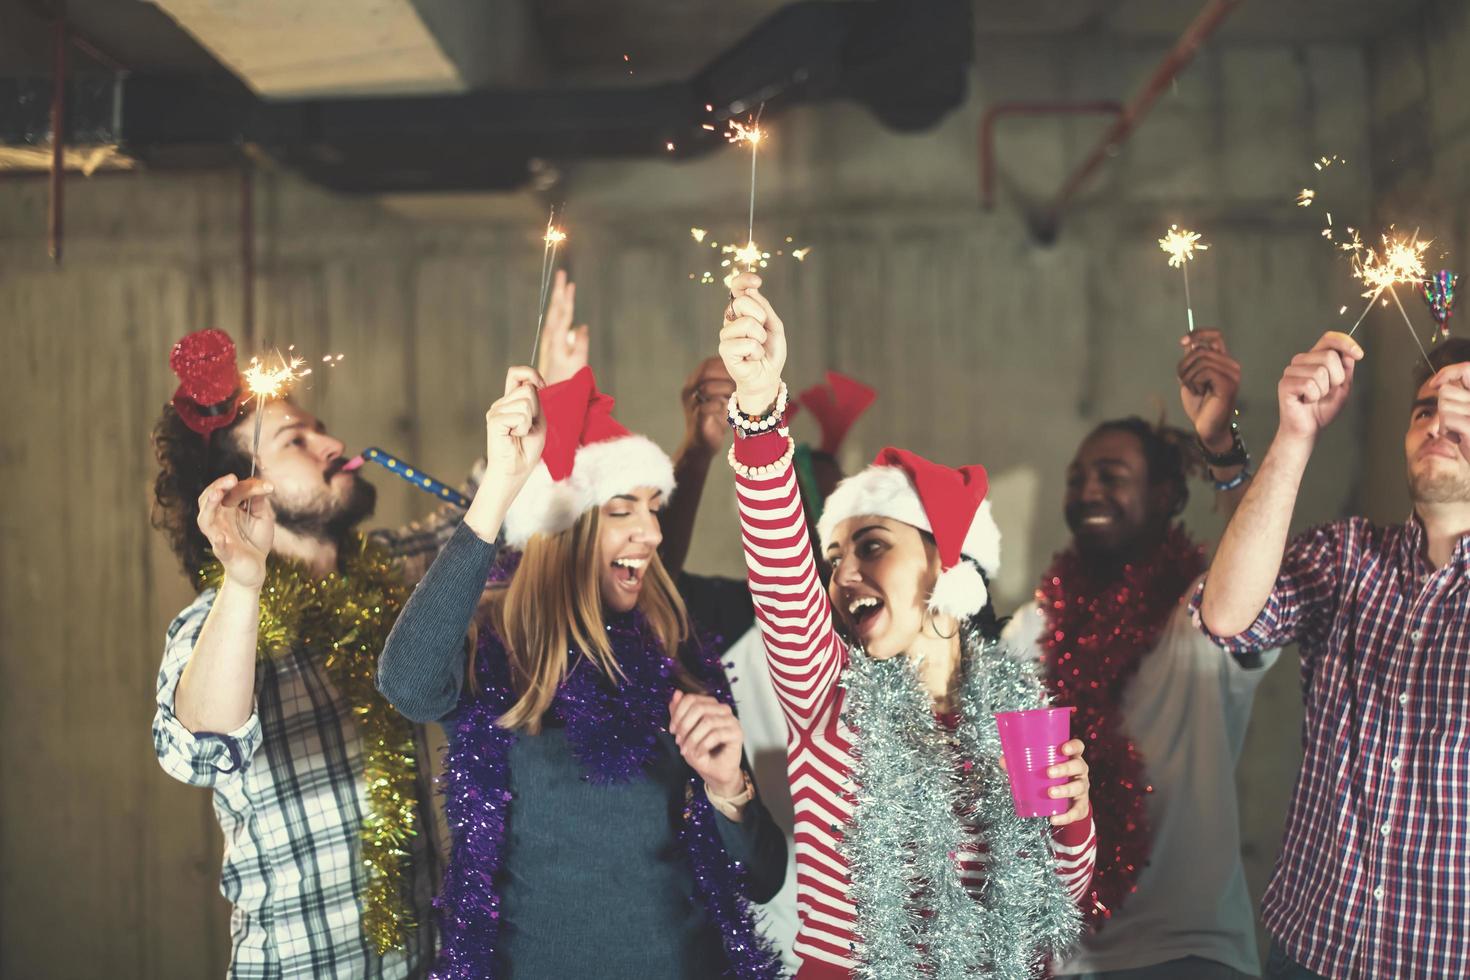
xmin=817 ymin=446 xmax=999 ymax=619
xmin=169 ymin=329 xmax=244 ymax=437
xmin=796 ymin=371 xmax=877 ymax=454
xmin=503 ymin=367 xmax=675 ymax=547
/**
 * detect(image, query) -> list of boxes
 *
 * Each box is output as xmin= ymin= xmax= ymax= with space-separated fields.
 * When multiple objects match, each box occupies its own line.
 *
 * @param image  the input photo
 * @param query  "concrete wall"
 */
xmin=1360 ymin=0 xmax=1470 ymax=522
xmin=0 ymin=31 xmax=1383 ymax=977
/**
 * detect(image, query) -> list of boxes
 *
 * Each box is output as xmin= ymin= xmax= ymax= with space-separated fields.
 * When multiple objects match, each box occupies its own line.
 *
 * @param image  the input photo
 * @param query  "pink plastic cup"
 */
xmin=994 ymin=707 xmax=1075 ymax=818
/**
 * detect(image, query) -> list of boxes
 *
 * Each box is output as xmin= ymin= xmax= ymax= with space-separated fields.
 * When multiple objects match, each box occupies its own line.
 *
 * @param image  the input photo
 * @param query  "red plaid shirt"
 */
xmin=1191 ymin=516 xmax=1470 ymax=979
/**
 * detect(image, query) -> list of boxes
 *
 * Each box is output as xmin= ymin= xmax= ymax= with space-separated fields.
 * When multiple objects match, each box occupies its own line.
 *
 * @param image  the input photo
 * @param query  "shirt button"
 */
xmin=1391 ymin=758 xmax=1402 ymax=771
xmin=1399 ymin=693 xmax=1409 ymax=705
xmin=1373 ymin=885 xmax=1385 ymax=901
xmin=1411 ymin=630 xmax=1422 ymax=642
xmin=1381 ymin=822 xmax=1391 ymax=835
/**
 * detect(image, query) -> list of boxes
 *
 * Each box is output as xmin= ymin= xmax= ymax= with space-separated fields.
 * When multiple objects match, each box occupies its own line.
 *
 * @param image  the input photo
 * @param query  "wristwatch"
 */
xmin=705 ymin=771 xmax=757 ymax=820
xmin=1198 ymin=430 xmax=1249 ymax=470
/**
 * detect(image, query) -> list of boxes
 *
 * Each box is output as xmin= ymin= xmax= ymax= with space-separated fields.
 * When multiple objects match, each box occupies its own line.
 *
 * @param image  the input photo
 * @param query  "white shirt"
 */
xmin=725 ymin=626 xmax=802 ymax=975
xmin=1004 ymin=582 xmax=1278 ymax=976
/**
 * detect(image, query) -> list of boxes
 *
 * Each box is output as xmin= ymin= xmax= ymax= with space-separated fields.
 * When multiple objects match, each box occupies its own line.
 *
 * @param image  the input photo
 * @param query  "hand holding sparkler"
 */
xmin=1277 ymin=332 xmax=1363 ymax=444
xmin=1426 ymin=363 xmax=1470 ymax=462
xmin=469 ymin=366 xmax=548 ymax=542
xmin=1176 ymin=329 xmax=1241 ymax=451
xmin=196 ymin=473 xmax=275 ymax=588
xmin=537 ymin=269 xmax=590 ymax=385
xmin=719 ymin=271 xmax=787 ymax=416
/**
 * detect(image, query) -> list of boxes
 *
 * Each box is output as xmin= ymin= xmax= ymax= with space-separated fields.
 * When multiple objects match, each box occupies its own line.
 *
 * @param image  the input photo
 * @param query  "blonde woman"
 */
xmin=378 ymin=366 xmax=785 ymax=979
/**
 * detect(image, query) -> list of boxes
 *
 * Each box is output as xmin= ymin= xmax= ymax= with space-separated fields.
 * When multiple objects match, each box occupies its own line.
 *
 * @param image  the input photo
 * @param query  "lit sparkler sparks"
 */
xmin=690 ymin=227 xmax=707 ymax=243
xmin=1343 ymin=228 xmax=1435 ymax=368
xmin=242 ymin=351 xmax=306 ymax=522
xmin=530 ymin=207 xmax=568 ymax=365
xmin=1296 ymin=188 xmax=1316 ymax=207
xmin=1159 ymin=224 xmax=1209 ymax=332
xmin=729 ymin=111 xmax=766 ymax=273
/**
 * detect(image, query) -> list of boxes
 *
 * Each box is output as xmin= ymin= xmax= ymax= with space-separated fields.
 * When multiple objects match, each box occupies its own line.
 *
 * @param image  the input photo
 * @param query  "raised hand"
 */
xmin=196 ymin=474 xmax=274 ymax=589
xmin=1277 ymin=331 xmax=1363 ymax=443
xmin=1428 ymin=362 xmax=1470 ymax=460
xmin=1177 ymin=328 xmax=1242 ymax=451
xmin=669 ymin=690 xmax=745 ymax=798
xmin=719 ymin=272 xmax=786 ymax=416
xmin=480 ymin=366 xmax=547 ymax=506
xmin=681 ymin=356 xmax=737 ymax=456
xmin=537 ymin=270 xmax=589 ymax=386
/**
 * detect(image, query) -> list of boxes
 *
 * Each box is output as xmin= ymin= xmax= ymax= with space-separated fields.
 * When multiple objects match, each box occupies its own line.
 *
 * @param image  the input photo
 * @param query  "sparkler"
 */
xmin=1158 ymin=225 xmax=1209 ymax=333
xmin=241 ymin=350 xmax=305 ymax=522
xmin=530 ymin=207 xmax=568 ymax=366
xmin=1343 ymin=228 xmax=1433 ymax=368
xmin=728 ymin=112 xmax=765 ymax=271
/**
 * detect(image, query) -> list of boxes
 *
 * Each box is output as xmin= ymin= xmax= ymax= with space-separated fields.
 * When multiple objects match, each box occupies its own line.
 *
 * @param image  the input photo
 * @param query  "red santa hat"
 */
xmin=169 ymin=329 xmax=245 ymax=437
xmin=816 ymin=446 xmax=1000 ymax=620
xmin=503 ymin=366 xmax=676 ymax=548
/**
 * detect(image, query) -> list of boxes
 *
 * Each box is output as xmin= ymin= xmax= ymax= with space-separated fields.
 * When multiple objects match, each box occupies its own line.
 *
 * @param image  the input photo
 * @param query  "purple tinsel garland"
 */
xmin=432 ymin=607 xmax=783 ymax=980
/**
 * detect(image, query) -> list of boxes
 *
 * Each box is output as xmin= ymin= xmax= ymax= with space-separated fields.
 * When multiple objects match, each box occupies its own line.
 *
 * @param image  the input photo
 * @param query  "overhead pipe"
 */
xmin=1040 ymin=0 xmax=1243 ymax=235
xmin=240 ymin=162 xmax=255 ymax=346
xmin=980 ymin=101 xmax=1123 ymax=210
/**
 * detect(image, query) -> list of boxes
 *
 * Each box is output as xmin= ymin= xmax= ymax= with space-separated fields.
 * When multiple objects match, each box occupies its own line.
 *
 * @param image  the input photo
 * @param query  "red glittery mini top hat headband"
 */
xmin=169 ymin=329 xmax=244 ymax=438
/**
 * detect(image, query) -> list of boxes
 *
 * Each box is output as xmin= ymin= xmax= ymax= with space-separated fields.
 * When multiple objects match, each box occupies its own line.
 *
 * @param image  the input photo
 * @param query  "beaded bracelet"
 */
xmin=1213 ymin=467 xmax=1252 ymax=492
xmin=727 ymin=382 xmax=789 ymax=435
xmin=727 ymin=436 xmax=796 ymax=480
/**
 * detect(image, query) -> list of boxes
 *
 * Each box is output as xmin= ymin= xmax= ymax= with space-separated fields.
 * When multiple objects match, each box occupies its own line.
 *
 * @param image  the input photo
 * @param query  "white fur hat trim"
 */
xmin=502 ymin=434 xmax=675 ymax=548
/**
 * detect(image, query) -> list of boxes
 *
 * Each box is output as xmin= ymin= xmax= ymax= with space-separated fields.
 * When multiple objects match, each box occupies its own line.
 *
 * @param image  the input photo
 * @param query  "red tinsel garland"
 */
xmin=1037 ymin=525 xmax=1205 ymax=931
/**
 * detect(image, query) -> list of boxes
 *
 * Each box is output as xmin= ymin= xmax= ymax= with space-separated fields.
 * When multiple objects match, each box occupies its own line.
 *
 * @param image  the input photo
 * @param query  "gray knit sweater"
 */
xmin=378 ymin=524 xmax=786 ymax=978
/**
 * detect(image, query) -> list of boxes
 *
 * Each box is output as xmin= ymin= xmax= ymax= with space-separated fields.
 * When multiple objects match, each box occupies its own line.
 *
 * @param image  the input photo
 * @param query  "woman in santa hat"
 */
xmin=717 ymin=271 xmax=1097 ymax=980
xmin=377 ymin=365 xmax=787 ymax=979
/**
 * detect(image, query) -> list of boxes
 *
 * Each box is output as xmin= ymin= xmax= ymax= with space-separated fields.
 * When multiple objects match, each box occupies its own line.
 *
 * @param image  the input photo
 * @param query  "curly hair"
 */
xmin=151 ymin=402 xmax=256 ymax=585
xmin=1088 ymin=416 xmax=1204 ymax=519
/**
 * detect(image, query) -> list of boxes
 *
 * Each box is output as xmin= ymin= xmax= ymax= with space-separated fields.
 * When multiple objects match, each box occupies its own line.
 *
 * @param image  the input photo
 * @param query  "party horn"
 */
xmin=342 ymin=447 xmax=470 ymax=509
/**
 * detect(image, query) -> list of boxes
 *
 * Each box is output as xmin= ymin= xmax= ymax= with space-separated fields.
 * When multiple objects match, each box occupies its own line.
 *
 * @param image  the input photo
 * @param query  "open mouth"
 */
xmin=611 ymin=556 xmax=648 ymax=590
xmin=845 ymin=594 xmax=886 ymax=637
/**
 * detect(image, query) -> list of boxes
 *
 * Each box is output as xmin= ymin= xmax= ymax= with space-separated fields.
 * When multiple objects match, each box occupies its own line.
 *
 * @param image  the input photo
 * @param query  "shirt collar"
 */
xmin=1401 ymin=512 xmax=1470 ymax=587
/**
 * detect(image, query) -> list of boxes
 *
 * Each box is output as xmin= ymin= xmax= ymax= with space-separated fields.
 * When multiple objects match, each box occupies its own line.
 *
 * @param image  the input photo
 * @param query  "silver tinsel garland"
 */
xmin=840 ymin=622 xmax=1083 ymax=979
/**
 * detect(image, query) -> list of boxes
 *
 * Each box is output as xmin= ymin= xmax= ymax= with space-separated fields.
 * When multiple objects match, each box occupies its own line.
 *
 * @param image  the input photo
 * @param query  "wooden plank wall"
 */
xmin=0 ymin=163 xmax=1370 ymax=976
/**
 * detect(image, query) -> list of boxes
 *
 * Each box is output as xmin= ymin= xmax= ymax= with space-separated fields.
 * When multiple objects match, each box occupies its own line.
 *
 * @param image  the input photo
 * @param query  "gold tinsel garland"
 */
xmin=200 ymin=535 xmax=419 ymax=955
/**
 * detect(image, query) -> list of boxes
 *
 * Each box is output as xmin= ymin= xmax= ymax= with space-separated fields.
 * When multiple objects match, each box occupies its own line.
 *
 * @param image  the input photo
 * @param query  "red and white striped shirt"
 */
xmin=733 ymin=430 xmax=1096 ymax=979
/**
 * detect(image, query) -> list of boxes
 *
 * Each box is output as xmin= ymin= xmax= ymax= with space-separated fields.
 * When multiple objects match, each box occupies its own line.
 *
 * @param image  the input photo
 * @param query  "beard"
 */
xmin=273 ymin=475 xmax=377 ymax=542
xmin=1409 ymin=467 xmax=1470 ymax=505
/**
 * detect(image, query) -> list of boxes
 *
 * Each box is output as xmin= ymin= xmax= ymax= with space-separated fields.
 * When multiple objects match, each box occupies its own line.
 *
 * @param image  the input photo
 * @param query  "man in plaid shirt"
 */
xmin=1194 ymin=331 xmax=1470 ymax=979
xmin=150 ymin=325 xmax=498 ymax=978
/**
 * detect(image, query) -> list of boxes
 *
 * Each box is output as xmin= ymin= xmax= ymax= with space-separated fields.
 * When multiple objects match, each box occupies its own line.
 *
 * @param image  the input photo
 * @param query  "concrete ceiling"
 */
xmin=2 ymin=0 xmax=1435 ymax=99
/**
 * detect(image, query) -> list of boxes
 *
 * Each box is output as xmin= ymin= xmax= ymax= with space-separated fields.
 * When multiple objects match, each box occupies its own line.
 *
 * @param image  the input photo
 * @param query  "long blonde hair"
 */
xmin=476 ymin=505 xmax=702 ymax=733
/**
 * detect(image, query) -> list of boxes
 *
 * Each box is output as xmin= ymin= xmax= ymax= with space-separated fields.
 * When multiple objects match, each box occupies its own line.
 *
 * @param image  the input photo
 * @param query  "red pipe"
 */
xmin=980 ymin=101 xmax=1123 ymax=210
xmin=1045 ymin=0 xmax=1243 ymax=227
xmin=241 ymin=163 xmax=255 ymax=346
xmin=49 ymin=11 xmax=67 ymax=264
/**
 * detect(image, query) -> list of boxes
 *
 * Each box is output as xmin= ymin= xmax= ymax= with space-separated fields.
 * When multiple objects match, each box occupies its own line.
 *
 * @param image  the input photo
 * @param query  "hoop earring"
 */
xmin=924 ymin=607 xmax=959 ymax=641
